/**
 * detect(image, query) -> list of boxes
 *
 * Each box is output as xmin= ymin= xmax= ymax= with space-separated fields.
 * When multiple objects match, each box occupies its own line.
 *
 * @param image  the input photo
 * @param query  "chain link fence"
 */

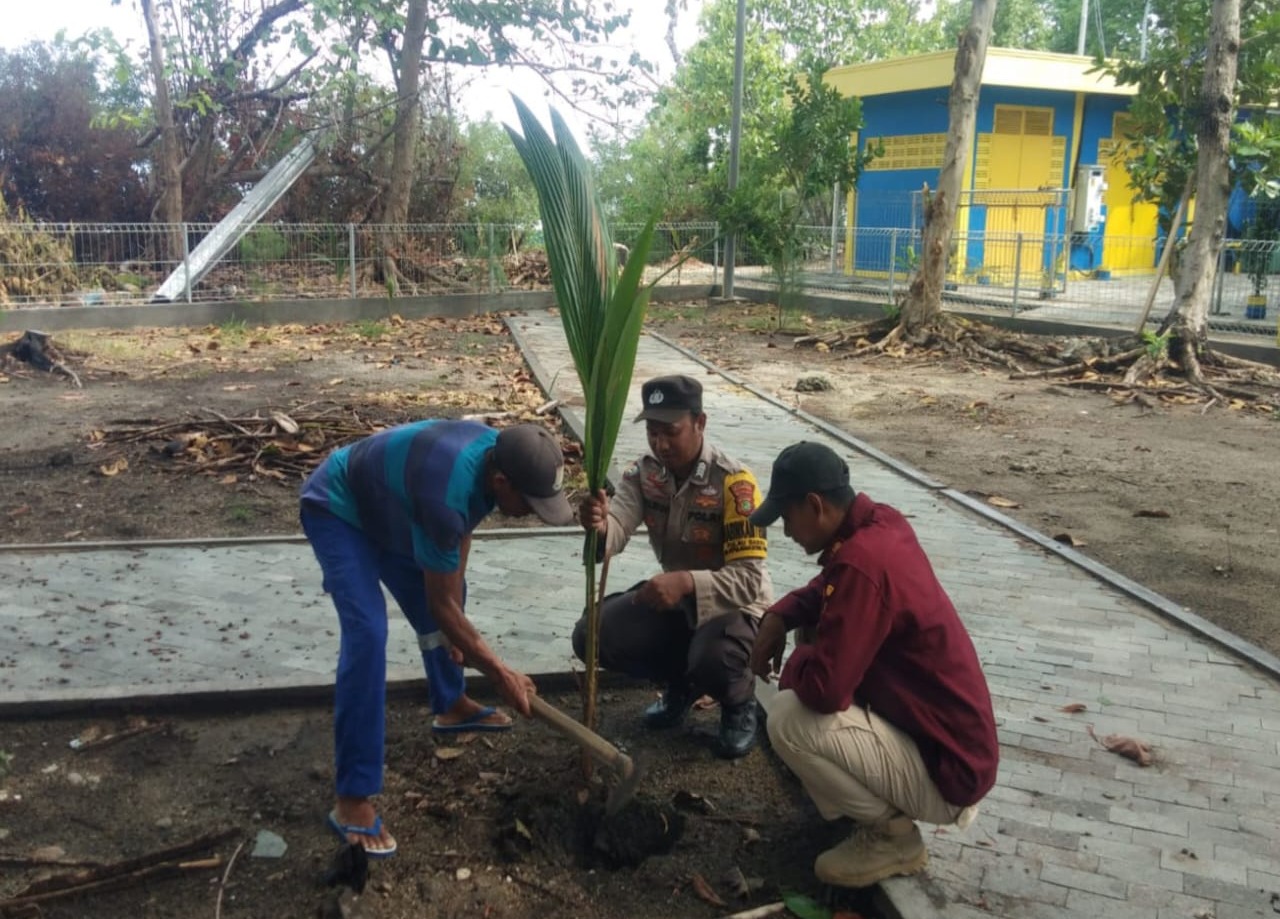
xmin=740 ymin=222 xmax=1280 ymax=338
xmin=0 ymin=221 xmax=720 ymax=307
xmin=1 ymin=215 xmax=1276 ymax=338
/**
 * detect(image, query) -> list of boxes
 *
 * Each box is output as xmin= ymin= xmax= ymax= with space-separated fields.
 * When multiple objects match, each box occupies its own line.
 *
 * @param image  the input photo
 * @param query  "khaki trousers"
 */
xmin=766 ymin=689 xmax=969 ymax=827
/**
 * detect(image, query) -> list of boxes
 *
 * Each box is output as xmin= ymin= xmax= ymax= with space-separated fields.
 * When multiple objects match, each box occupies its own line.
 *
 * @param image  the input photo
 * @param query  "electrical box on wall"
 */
xmin=1072 ymin=165 xmax=1108 ymax=233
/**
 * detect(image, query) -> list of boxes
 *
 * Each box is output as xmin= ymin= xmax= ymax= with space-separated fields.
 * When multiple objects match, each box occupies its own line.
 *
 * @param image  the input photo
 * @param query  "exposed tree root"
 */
xmin=797 ymin=314 xmax=1279 ymax=412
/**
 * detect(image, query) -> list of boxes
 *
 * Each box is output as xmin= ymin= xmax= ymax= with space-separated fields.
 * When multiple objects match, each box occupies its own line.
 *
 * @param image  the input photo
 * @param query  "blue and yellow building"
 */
xmin=825 ymin=48 xmax=1158 ymax=283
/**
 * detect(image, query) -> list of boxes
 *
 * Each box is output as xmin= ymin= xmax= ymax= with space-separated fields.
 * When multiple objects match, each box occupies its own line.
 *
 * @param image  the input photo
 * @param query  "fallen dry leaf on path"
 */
xmin=1088 ymin=725 xmax=1153 ymax=766
xmin=987 ymin=495 xmax=1020 ymax=509
xmin=1053 ymin=532 xmax=1087 ymax=547
xmin=1060 ymin=703 xmax=1088 ymax=713
xmin=1133 ymin=509 xmax=1170 ymax=519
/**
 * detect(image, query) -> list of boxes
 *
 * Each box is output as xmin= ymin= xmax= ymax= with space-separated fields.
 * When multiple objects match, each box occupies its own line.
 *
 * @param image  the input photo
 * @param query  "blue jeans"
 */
xmin=301 ymin=506 xmax=466 ymax=797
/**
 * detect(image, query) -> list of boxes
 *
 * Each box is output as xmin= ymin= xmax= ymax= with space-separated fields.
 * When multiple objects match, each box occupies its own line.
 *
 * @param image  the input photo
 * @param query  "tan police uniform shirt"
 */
xmin=603 ymin=439 xmax=772 ymax=627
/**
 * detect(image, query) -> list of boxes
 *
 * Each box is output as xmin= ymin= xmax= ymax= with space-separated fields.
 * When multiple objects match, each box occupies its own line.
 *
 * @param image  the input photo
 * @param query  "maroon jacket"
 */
xmin=771 ymin=494 xmax=998 ymax=807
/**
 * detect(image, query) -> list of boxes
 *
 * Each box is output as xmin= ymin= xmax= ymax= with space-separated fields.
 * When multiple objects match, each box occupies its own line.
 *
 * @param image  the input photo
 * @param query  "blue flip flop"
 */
xmin=431 ymin=705 xmax=513 ymax=735
xmin=326 ymin=810 xmax=397 ymax=859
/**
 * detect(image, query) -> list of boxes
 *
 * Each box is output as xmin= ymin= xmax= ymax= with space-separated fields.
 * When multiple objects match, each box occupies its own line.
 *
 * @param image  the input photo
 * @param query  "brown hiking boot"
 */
xmin=813 ymin=817 xmax=928 ymax=888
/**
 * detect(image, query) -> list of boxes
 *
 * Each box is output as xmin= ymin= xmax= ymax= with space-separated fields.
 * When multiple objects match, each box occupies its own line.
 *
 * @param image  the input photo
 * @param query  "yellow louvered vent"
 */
xmin=863 ymin=133 xmax=948 ymax=171
xmin=993 ymin=107 xmax=1023 ymax=134
xmin=1024 ymin=109 xmax=1053 ymax=136
xmin=1046 ymin=136 xmax=1066 ymax=186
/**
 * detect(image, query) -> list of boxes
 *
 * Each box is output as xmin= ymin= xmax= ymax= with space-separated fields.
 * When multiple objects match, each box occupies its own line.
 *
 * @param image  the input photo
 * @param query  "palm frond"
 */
xmin=506 ymin=97 xmax=655 ymax=493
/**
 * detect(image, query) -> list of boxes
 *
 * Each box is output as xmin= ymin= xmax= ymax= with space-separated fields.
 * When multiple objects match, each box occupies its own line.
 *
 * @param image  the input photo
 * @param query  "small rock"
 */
xmin=32 ymin=845 xmax=66 ymax=862
xmin=0 ymin=828 xmax=8 ymax=840
xmin=456 ymin=867 xmax=472 ymax=881
xmin=308 ymin=763 xmax=329 ymax=782
xmin=251 ymin=829 xmax=288 ymax=859
xmin=41 ymin=764 xmax=58 ymax=775
xmin=66 ymin=772 xmax=85 ymax=786
xmin=794 ymin=373 xmax=834 ymax=393
xmin=155 ymin=816 xmax=174 ymax=829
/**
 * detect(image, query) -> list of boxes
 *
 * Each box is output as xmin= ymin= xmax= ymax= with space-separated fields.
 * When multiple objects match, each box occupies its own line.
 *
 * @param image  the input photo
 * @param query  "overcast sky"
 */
xmin=3 ymin=0 xmax=705 ymax=136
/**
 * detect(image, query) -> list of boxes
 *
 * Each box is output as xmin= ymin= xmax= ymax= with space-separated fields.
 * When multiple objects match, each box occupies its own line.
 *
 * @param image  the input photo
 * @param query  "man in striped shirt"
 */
xmin=301 ymin=420 xmax=575 ymax=858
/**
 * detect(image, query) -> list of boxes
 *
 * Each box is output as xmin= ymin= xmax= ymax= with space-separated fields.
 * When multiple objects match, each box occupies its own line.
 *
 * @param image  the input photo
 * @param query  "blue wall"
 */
xmin=853 ymin=84 xmax=1123 ymax=276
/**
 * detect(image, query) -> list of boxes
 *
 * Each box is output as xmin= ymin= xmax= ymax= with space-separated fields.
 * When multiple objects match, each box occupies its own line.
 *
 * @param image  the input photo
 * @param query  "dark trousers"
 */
xmin=571 ymin=585 xmax=760 ymax=707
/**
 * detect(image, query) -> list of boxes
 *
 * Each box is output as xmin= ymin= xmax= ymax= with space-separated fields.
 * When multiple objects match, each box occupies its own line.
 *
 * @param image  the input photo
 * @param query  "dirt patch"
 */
xmin=0 ymin=315 xmax=567 ymax=544
xmin=0 ymin=690 xmax=883 ymax=919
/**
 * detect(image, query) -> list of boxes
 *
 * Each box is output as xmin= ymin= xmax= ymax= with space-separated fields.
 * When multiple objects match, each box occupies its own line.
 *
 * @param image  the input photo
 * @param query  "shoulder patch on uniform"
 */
xmin=722 ymin=471 xmax=767 ymax=561
xmin=623 ymin=462 xmax=639 ymax=480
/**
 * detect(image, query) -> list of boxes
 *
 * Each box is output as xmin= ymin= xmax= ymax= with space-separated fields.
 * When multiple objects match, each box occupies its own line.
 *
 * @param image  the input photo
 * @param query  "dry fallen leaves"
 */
xmin=1060 ymin=703 xmax=1088 ymax=714
xmin=987 ymin=495 xmax=1021 ymax=509
xmin=1087 ymin=725 xmax=1153 ymax=766
xmin=98 ymin=457 xmax=129 ymax=477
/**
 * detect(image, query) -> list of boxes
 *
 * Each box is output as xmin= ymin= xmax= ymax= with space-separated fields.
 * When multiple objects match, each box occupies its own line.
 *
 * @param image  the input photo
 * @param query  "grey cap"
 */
xmin=493 ymin=424 xmax=575 ymax=526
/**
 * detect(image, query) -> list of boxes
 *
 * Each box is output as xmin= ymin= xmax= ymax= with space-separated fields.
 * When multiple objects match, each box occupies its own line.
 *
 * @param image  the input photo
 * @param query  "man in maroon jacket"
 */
xmin=748 ymin=441 xmax=999 ymax=888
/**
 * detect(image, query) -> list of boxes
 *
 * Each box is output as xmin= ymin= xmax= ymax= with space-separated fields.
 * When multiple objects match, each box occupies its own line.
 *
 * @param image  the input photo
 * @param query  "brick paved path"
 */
xmin=1 ymin=310 xmax=1276 ymax=918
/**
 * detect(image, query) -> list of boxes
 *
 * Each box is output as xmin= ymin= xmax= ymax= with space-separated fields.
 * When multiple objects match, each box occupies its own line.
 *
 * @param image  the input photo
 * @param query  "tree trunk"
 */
xmin=1160 ymin=0 xmax=1240 ymax=362
xmin=141 ymin=0 xmax=185 ymax=262
xmin=898 ymin=0 xmax=996 ymax=335
xmin=379 ymin=0 xmax=428 ymax=227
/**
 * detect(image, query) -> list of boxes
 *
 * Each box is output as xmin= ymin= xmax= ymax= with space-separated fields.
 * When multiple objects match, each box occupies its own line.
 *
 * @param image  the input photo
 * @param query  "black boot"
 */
xmin=643 ymin=683 xmax=695 ymax=729
xmin=714 ymin=699 xmax=758 ymax=759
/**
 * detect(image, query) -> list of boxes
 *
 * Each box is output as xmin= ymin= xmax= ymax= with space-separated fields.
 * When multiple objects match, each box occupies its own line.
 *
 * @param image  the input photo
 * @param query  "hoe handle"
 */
xmin=528 ymin=695 xmax=632 ymax=772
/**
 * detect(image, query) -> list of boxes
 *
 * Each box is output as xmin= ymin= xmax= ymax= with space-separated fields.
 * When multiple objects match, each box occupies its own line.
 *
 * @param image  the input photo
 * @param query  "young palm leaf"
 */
xmin=507 ymin=97 xmax=657 ymax=730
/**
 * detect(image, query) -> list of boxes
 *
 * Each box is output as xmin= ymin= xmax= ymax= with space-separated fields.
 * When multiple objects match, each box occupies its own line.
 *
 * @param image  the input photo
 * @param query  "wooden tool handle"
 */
xmin=528 ymin=695 xmax=628 ymax=769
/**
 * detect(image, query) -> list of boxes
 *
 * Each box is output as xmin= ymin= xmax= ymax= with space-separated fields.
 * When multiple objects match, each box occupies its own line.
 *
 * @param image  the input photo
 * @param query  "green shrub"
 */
xmin=239 ymin=227 xmax=289 ymax=264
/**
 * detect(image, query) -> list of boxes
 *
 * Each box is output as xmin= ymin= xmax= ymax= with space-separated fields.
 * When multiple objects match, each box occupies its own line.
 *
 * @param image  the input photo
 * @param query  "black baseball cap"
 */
xmin=634 ymin=374 xmax=703 ymax=423
xmin=493 ymin=424 xmax=575 ymax=525
xmin=749 ymin=442 xmax=850 ymax=527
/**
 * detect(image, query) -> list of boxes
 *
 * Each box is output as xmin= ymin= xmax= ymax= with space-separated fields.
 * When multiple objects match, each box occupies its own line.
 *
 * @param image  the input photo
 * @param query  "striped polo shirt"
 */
xmin=300 ymin=420 xmax=497 ymax=572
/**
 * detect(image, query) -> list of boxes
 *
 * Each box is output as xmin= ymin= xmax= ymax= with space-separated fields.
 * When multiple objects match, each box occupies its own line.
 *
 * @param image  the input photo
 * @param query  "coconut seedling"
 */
xmin=506 ymin=98 xmax=658 ymax=731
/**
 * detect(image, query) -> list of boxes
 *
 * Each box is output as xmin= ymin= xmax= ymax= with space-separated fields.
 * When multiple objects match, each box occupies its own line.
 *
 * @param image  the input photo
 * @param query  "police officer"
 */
xmin=574 ymin=375 xmax=772 ymax=758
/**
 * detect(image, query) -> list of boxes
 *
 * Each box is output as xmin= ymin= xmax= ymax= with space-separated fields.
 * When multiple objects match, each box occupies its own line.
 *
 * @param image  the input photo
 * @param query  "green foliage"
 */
xmin=1099 ymin=0 xmax=1280 ymax=236
xmin=717 ymin=65 xmax=870 ymax=322
xmin=218 ymin=318 xmax=248 ymax=342
xmin=507 ymin=97 xmax=658 ymax=730
xmin=454 ymin=119 xmax=541 ymax=230
xmin=506 ymin=98 xmax=656 ymax=496
xmin=354 ymin=320 xmax=388 ymax=340
xmin=1141 ymin=328 xmax=1172 ymax=359
xmin=239 ymin=227 xmax=289 ymax=265
xmin=780 ymin=891 xmax=831 ymax=919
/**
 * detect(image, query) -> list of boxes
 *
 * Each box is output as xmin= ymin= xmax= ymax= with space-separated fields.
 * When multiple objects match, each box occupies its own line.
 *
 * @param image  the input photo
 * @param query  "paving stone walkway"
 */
xmin=1 ymin=309 xmax=1277 ymax=919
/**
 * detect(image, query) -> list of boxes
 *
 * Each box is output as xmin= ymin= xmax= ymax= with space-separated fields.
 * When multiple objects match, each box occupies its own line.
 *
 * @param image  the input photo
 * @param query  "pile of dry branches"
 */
xmin=503 ymin=250 xmax=551 ymax=288
xmin=0 ymin=204 xmax=80 ymax=303
xmin=96 ymin=404 xmax=382 ymax=485
xmin=794 ymin=314 xmax=1280 ymax=410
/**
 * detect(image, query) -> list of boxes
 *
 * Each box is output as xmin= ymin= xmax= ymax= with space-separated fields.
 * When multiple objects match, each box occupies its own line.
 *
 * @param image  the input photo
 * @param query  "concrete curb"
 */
xmin=0 ymin=285 xmax=715 ymax=334
xmin=647 ymin=329 xmax=1280 ymax=684
xmin=0 ymin=668 xmax=619 ymax=721
xmin=0 ymin=526 xmax=584 ymax=555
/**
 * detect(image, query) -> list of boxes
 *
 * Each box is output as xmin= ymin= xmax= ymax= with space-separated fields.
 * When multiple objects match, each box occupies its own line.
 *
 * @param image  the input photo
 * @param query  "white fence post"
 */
xmin=347 ymin=224 xmax=356 ymax=299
